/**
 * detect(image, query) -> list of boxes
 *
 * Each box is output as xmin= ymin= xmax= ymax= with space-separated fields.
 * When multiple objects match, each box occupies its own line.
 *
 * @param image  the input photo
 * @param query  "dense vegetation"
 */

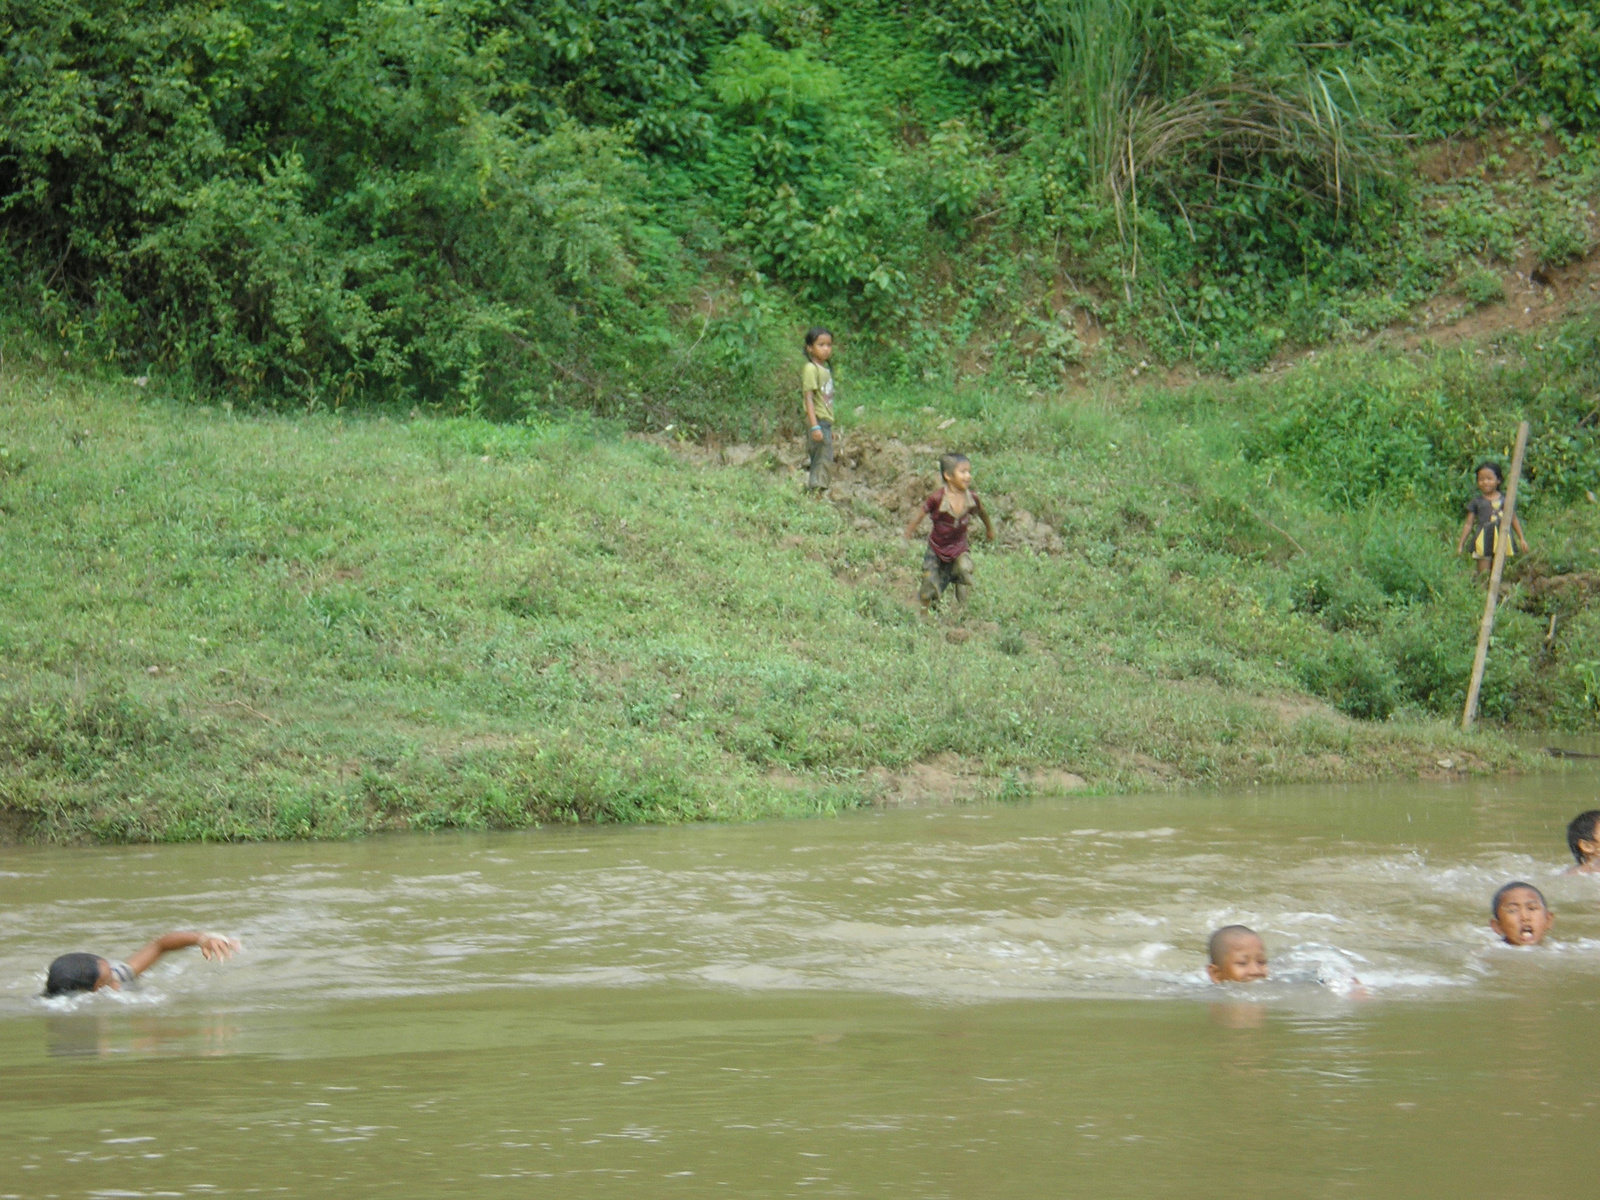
xmin=3 ymin=0 xmax=1598 ymax=418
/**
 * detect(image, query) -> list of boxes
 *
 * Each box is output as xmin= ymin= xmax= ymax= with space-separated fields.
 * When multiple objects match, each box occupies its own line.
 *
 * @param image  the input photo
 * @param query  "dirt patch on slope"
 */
xmin=1519 ymin=568 xmax=1600 ymax=614
xmin=868 ymin=755 xmax=1089 ymax=806
xmin=871 ymin=758 xmax=990 ymax=805
xmin=1025 ymin=768 xmax=1090 ymax=794
xmin=1391 ymin=136 xmax=1600 ymax=348
xmin=653 ymin=430 xmax=1066 ymax=553
xmin=1397 ymin=254 xmax=1600 ymax=348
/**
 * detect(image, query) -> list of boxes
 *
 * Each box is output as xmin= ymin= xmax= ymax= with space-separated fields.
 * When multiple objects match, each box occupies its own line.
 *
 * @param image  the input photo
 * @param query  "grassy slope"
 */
xmin=2 ymin=360 xmax=1566 ymax=843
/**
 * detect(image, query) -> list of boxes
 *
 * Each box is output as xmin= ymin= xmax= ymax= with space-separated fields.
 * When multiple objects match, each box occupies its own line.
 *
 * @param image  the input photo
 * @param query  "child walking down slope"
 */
xmin=1456 ymin=459 xmax=1528 ymax=576
xmin=903 ymin=452 xmax=994 ymax=609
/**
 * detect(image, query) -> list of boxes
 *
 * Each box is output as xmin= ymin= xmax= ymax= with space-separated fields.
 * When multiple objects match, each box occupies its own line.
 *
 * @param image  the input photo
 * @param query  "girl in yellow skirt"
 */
xmin=1456 ymin=460 xmax=1529 ymax=575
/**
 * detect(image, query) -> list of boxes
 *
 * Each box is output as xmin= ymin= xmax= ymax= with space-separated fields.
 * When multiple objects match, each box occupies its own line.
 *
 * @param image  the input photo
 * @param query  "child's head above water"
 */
xmin=45 ymin=953 xmax=108 ymax=996
xmin=1490 ymin=881 xmax=1553 ymax=946
xmin=1207 ymin=925 xmax=1268 ymax=983
xmin=1566 ymin=810 xmax=1600 ymax=868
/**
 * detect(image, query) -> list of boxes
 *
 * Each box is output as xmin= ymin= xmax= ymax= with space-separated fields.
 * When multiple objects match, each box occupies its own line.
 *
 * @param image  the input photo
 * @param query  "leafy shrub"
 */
xmin=919 ymin=0 xmax=1050 ymax=120
xmin=1242 ymin=324 xmax=1600 ymax=509
xmin=701 ymin=32 xmax=910 ymax=311
xmin=1290 ymin=562 xmax=1388 ymax=632
xmin=1461 ymin=270 xmax=1506 ymax=306
xmin=0 ymin=0 xmax=651 ymax=412
xmin=1359 ymin=522 xmax=1449 ymax=604
xmin=1533 ymin=200 xmax=1594 ymax=268
xmin=1362 ymin=0 xmax=1600 ymax=137
xmin=1293 ymin=640 xmax=1400 ymax=721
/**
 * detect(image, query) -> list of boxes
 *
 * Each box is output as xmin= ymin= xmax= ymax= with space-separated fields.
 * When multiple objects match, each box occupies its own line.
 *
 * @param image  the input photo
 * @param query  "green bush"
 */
xmin=1359 ymin=521 xmax=1450 ymax=604
xmin=1293 ymin=639 xmax=1400 ymax=721
xmin=1241 ymin=327 xmax=1600 ymax=508
xmin=0 ymin=0 xmax=665 ymax=412
xmin=1533 ymin=200 xmax=1594 ymax=268
xmin=1461 ymin=270 xmax=1506 ymax=306
xmin=1384 ymin=612 xmax=1469 ymax=712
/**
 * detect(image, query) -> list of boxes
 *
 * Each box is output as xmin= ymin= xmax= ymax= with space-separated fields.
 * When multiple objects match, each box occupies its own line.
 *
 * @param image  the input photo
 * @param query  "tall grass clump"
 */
xmin=1041 ymin=0 xmax=1154 ymax=184
xmin=1040 ymin=0 xmax=1396 ymax=296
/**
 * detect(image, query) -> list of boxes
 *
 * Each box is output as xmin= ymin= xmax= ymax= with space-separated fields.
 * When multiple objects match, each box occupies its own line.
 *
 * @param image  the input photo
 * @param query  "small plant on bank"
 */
xmin=1461 ymin=269 xmax=1506 ymax=306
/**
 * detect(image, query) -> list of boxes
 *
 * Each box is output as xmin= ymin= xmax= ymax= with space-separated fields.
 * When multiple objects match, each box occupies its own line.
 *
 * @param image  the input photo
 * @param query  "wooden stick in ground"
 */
xmin=1462 ymin=420 xmax=1531 ymax=730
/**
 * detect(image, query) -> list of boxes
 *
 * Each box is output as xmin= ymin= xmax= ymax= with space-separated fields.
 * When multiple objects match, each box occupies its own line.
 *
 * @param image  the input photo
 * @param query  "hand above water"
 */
xmin=197 ymin=933 xmax=242 ymax=962
xmin=126 ymin=930 xmax=242 ymax=976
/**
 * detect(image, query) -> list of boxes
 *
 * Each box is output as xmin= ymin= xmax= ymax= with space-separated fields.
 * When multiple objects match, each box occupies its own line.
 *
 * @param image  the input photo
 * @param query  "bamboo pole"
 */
xmin=1462 ymin=420 xmax=1530 ymax=730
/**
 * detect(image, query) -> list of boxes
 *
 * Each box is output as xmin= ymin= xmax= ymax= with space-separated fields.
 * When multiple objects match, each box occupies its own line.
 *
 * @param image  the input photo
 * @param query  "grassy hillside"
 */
xmin=6 ymin=324 xmax=1598 ymax=843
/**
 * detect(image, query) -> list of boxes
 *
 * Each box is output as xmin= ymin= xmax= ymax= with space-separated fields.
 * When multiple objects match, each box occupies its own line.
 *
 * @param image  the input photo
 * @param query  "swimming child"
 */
xmin=1206 ymin=925 xmax=1269 ymax=983
xmin=800 ymin=327 xmax=836 ymax=494
xmin=1564 ymin=810 xmax=1600 ymax=874
xmin=1489 ymin=882 xmax=1553 ymax=946
xmin=1456 ymin=460 xmax=1529 ymax=575
xmin=902 ymin=453 xmax=994 ymax=609
xmin=43 ymin=930 xmax=240 ymax=996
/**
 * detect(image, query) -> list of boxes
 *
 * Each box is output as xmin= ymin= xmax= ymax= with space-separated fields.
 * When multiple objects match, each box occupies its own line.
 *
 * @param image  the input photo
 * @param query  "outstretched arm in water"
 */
xmin=125 ymin=931 xmax=240 ymax=978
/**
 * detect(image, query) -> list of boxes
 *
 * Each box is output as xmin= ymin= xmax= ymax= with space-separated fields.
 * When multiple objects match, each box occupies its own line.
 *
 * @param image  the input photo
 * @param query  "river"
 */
xmin=4 ymin=763 xmax=1599 ymax=1197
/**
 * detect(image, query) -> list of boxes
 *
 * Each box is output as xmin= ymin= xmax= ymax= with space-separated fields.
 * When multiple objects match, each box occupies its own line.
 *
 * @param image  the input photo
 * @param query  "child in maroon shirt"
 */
xmin=903 ymin=453 xmax=994 ymax=608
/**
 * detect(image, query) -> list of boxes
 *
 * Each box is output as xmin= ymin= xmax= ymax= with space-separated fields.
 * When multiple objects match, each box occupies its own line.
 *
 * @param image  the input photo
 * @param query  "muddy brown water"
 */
xmin=4 ymin=762 xmax=1600 ymax=1198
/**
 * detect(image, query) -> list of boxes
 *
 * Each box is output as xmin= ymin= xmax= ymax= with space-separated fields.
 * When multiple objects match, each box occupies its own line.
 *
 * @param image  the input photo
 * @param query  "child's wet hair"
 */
xmin=1490 ymin=880 xmax=1546 ymax=918
xmin=1474 ymin=460 xmax=1504 ymax=486
xmin=1566 ymin=810 xmax=1600 ymax=863
xmin=1207 ymin=924 xmax=1258 ymax=964
xmin=939 ymin=452 xmax=969 ymax=481
xmin=45 ymin=953 xmax=102 ymax=996
xmin=803 ymin=327 xmax=832 ymax=359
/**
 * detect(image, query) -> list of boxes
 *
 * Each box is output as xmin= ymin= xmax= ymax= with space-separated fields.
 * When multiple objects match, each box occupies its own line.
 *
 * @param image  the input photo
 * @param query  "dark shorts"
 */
xmin=920 ymin=548 xmax=973 ymax=601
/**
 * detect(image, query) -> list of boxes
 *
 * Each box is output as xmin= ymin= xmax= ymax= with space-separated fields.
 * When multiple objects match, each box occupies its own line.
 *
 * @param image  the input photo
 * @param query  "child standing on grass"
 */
xmin=903 ymin=452 xmax=994 ymax=609
xmin=801 ymin=327 xmax=835 ymax=494
xmin=1457 ymin=460 xmax=1529 ymax=575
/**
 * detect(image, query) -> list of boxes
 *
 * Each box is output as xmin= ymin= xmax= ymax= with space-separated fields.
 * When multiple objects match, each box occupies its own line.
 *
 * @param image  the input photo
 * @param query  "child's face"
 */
xmin=809 ymin=334 xmax=833 ymax=363
xmin=944 ymin=460 xmax=973 ymax=491
xmin=1491 ymin=888 xmax=1553 ymax=946
xmin=94 ymin=958 xmax=117 ymax=990
xmin=1207 ymin=934 xmax=1269 ymax=983
xmin=1578 ymin=827 xmax=1600 ymax=866
xmin=1476 ymin=467 xmax=1500 ymax=496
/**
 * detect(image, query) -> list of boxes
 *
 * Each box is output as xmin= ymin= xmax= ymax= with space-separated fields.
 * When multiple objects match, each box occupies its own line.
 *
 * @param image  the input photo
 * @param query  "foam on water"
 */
xmin=5 ymin=771 xmax=1600 ymax=1017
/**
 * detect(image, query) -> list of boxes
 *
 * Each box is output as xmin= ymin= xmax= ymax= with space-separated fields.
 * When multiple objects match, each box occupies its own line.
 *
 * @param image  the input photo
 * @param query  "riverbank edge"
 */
xmin=0 ymin=724 xmax=1546 ymax=847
